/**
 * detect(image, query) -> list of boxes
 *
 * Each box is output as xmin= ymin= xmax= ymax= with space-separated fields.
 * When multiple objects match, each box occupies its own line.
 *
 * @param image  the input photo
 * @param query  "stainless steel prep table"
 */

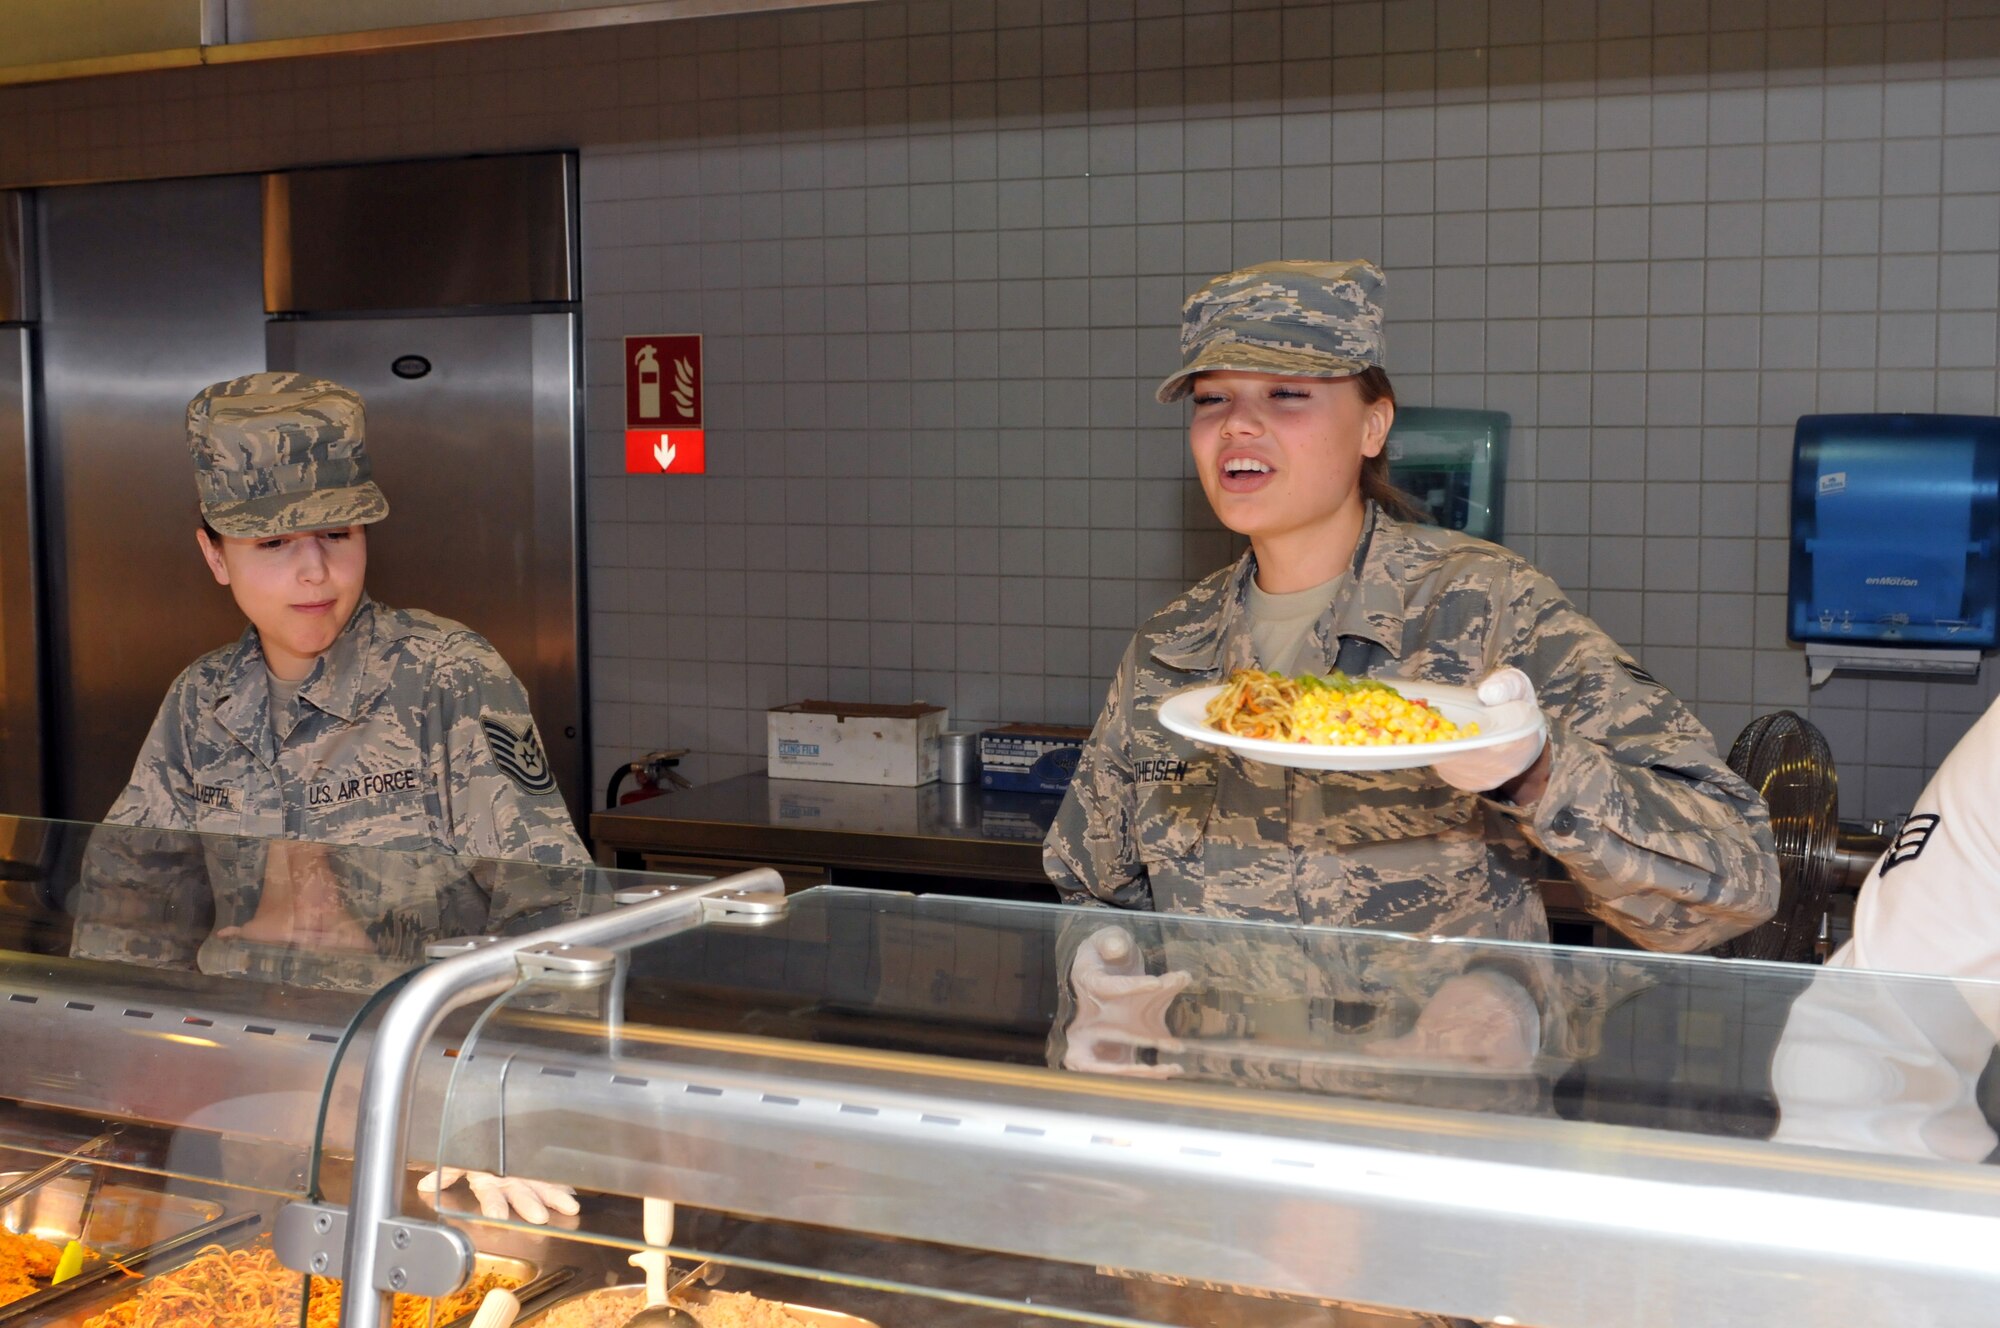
xmin=588 ymin=772 xmax=1608 ymax=937
xmin=590 ymin=773 xmax=1066 ymax=898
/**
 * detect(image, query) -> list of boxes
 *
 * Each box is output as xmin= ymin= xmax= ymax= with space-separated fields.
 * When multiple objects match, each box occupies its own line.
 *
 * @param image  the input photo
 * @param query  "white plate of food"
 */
xmin=1157 ymin=669 xmax=1545 ymax=772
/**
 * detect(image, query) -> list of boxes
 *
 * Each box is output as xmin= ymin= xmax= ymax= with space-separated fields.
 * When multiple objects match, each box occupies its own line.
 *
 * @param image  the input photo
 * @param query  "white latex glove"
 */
xmin=417 ymin=1168 xmax=579 ymax=1224
xmin=1364 ymin=971 xmax=1542 ymax=1073
xmin=1431 ymin=667 xmax=1549 ymax=794
xmin=1063 ymin=927 xmax=1192 ymax=1078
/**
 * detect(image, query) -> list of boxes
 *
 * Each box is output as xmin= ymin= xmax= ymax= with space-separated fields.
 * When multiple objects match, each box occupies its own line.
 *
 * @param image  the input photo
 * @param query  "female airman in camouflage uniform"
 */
xmin=79 ymin=372 xmax=588 ymax=953
xmin=1044 ymin=261 xmax=1782 ymax=1325
xmin=136 ymin=377 xmax=580 ymax=855
xmin=1045 ymin=263 xmax=1780 ymax=1073
xmin=1047 ymin=261 xmax=1778 ymax=952
xmin=73 ymin=372 xmax=587 ymax=1222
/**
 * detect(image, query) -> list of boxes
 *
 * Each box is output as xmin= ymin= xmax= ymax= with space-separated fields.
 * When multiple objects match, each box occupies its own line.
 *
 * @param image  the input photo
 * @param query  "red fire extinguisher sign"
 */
xmin=624 ymin=334 xmax=704 ymax=474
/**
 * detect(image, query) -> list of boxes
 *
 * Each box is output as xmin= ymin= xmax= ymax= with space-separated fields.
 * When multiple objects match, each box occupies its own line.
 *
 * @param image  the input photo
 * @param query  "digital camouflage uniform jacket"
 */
xmin=73 ymin=597 xmax=589 ymax=984
xmin=1044 ymin=506 xmax=1780 ymax=956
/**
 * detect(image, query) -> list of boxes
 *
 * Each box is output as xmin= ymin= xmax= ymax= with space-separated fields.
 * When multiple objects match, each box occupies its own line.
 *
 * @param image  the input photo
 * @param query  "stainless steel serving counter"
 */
xmin=11 ymin=812 xmax=1939 ymax=1328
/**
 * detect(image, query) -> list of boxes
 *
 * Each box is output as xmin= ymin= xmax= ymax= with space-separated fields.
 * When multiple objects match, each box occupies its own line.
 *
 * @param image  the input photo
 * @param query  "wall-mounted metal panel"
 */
xmin=0 ymin=212 xmax=33 ymax=816
xmin=0 ymin=196 xmax=34 ymax=325
xmin=265 ymin=155 xmax=576 ymax=314
xmin=0 ymin=330 xmax=41 ymax=817
xmin=0 ymin=0 xmax=864 ymax=88
xmin=225 ymin=0 xmax=851 ymax=46
xmin=0 ymin=0 xmax=203 ymax=72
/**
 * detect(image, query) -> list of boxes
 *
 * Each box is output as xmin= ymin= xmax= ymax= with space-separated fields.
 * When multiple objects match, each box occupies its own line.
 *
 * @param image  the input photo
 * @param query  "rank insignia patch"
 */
xmin=1879 ymin=813 xmax=1940 ymax=876
xmin=482 ymin=716 xmax=557 ymax=795
xmin=1618 ymin=657 xmax=1662 ymax=688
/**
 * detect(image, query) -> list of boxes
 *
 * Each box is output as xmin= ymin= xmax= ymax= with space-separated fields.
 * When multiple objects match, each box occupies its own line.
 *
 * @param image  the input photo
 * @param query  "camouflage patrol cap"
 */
xmin=188 ymin=372 xmax=389 ymax=538
xmin=1156 ymin=259 xmax=1388 ymax=404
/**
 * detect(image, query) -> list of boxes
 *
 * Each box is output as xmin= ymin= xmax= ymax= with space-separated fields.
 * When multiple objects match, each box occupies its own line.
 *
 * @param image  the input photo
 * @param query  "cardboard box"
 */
xmin=767 ymin=701 xmax=948 ymax=785
xmin=979 ymin=723 xmax=1093 ymax=794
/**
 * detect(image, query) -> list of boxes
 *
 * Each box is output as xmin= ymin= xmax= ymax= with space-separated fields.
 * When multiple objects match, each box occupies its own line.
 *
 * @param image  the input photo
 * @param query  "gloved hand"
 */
xmin=1364 ymin=971 xmax=1542 ymax=1073
xmin=416 ymin=1168 xmax=579 ymax=1224
xmin=1062 ymin=927 xmax=1192 ymax=1078
xmin=1432 ymin=667 xmax=1549 ymax=796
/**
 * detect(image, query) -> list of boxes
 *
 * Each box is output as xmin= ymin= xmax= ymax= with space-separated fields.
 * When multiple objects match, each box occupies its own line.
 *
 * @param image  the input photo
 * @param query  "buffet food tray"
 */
xmin=26 ymin=1231 xmax=544 ymax=1328
xmin=521 ymin=1281 xmax=880 ymax=1328
xmin=1 ymin=1169 xmax=227 ymax=1254
xmin=0 ymin=1170 xmax=233 ymax=1322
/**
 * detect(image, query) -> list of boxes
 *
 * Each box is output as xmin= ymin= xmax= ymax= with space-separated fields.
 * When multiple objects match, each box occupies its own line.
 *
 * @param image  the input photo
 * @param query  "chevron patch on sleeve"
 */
xmin=1879 ymin=813 xmax=1940 ymax=876
xmin=482 ymin=715 xmax=558 ymax=796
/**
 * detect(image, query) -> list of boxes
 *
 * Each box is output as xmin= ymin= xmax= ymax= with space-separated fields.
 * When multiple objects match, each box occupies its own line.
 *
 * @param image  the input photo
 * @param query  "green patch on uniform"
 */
xmin=482 ymin=714 xmax=557 ymax=795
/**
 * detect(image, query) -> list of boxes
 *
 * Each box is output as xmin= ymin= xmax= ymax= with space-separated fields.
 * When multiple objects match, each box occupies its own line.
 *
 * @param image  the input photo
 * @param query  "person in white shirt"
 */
xmin=1772 ymin=695 xmax=2000 ymax=1161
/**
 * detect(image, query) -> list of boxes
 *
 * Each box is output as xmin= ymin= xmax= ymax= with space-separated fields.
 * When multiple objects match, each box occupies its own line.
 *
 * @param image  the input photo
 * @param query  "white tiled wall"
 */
xmin=4 ymin=0 xmax=2000 ymax=820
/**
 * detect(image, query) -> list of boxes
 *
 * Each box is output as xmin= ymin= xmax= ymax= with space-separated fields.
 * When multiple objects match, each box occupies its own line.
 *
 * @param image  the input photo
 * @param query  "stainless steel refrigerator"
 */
xmin=0 ymin=193 xmax=38 ymax=818
xmin=0 ymin=154 xmax=589 ymax=834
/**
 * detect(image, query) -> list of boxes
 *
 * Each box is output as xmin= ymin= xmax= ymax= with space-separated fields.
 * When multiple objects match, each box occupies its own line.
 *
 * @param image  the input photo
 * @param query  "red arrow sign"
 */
xmin=626 ymin=429 xmax=706 ymax=474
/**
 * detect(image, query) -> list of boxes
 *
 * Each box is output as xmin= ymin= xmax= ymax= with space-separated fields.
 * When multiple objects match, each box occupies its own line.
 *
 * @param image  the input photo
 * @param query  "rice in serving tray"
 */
xmin=531 ymin=1285 xmax=820 ymax=1328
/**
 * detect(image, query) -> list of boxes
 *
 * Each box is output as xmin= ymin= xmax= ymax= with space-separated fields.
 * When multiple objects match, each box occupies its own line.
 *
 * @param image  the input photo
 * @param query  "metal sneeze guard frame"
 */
xmin=273 ymin=867 xmax=786 ymax=1328
xmin=409 ymin=887 xmax=2000 ymax=1328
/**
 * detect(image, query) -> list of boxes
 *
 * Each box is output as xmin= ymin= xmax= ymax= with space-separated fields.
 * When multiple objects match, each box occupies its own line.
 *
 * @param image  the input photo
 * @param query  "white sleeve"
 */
xmin=1770 ymin=695 xmax=2000 ymax=1161
xmin=1769 ymin=945 xmax=1999 ymax=1162
xmin=1845 ymin=696 xmax=2000 ymax=1034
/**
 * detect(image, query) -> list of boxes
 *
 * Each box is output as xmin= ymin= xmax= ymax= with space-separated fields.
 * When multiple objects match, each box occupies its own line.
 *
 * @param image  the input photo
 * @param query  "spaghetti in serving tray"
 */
xmin=0 ymin=1172 xmax=229 ymax=1322
xmin=32 ymin=1233 xmax=539 ymax=1328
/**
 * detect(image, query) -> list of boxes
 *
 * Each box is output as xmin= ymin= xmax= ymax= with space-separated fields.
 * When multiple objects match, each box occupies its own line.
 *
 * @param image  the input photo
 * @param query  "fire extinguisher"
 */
xmin=605 ymin=749 xmax=692 ymax=808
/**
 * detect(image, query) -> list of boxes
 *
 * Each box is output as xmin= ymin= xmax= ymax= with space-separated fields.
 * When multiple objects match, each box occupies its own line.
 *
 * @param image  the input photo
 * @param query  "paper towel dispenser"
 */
xmin=1385 ymin=406 xmax=1508 ymax=541
xmin=1789 ymin=412 xmax=2000 ymax=683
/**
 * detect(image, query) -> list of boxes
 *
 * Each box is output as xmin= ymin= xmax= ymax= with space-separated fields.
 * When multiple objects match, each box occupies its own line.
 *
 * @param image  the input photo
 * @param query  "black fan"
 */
xmin=1716 ymin=711 xmax=1840 ymax=963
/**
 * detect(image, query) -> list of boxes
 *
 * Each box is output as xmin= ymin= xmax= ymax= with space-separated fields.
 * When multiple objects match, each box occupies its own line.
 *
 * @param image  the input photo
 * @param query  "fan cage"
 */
xmin=1717 ymin=711 xmax=1840 ymax=963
